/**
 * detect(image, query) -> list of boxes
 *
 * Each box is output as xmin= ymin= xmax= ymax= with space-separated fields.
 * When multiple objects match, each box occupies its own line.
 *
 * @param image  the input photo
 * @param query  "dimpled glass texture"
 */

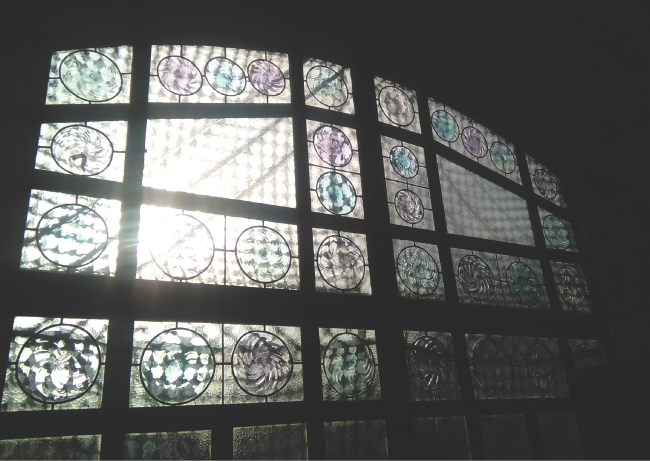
xmin=307 ymin=66 xmax=348 ymax=107
xmin=316 ymin=172 xmax=357 ymax=215
xmin=0 ymin=435 xmax=101 ymax=460
xmin=60 ymin=50 xmax=122 ymax=102
xmin=397 ymin=246 xmax=439 ymax=295
xmin=324 ymin=420 xmax=388 ymax=460
xmin=124 ymin=431 xmax=211 ymax=460
xmin=236 ymin=227 xmax=291 ymax=283
xmin=323 ymin=333 xmax=375 ymax=397
xmin=233 ymin=424 xmax=307 ymax=460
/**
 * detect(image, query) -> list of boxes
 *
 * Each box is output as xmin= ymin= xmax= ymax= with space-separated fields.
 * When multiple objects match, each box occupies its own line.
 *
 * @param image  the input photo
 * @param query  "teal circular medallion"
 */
xmin=431 ymin=110 xmax=460 ymax=142
xmin=204 ymin=57 xmax=246 ymax=96
xmin=489 ymin=142 xmax=516 ymax=174
xmin=389 ymin=146 xmax=419 ymax=178
xmin=235 ymin=226 xmax=291 ymax=283
xmin=506 ymin=262 xmax=541 ymax=306
xmin=316 ymin=172 xmax=357 ymax=215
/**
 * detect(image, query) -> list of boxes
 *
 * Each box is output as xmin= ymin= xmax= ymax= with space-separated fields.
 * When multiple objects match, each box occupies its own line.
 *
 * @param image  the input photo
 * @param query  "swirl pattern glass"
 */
xmin=395 ymin=190 xmax=424 ymax=224
xmin=461 ymin=127 xmax=488 ymax=158
xmin=52 ymin=125 xmax=113 ymax=176
xmin=317 ymin=236 xmax=365 ymax=290
xmin=204 ymin=57 xmax=246 ymax=96
xmin=543 ymin=215 xmax=571 ymax=250
xmin=313 ymin=126 xmax=353 ymax=167
xmin=525 ymin=344 xmax=558 ymax=391
xmin=397 ymin=246 xmax=440 ymax=295
xmin=473 ymin=338 xmax=513 ymax=395
xmin=306 ymin=66 xmax=348 ymax=107
xmin=389 ymin=146 xmax=418 ymax=178
xmin=157 ymin=56 xmax=203 ymax=96
xmin=235 ymin=227 xmax=291 ymax=283
xmin=316 ymin=172 xmax=357 ymax=215
xmin=556 ymin=267 xmax=585 ymax=309
xmin=506 ymin=262 xmax=541 ymax=306
xmin=431 ymin=110 xmax=460 ymax=142
xmin=489 ymin=142 xmax=516 ymax=174
xmin=408 ymin=337 xmax=451 ymax=391
xmin=248 ymin=60 xmax=285 ymax=96
xmin=60 ymin=50 xmax=122 ymax=102
xmin=379 ymin=86 xmax=415 ymax=126
xmin=324 ymin=333 xmax=375 ymax=397
xmin=458 ymin=255 xmax=495 ymax=301
xmin=534 ymin=169 xmax=558 ymax=199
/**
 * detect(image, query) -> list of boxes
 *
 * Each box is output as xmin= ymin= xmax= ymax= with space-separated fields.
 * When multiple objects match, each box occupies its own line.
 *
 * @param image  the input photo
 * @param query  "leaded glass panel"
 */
xmin=20 ymin=190 xmax=121 ymax=276
xmin=413 ymin=417 xmax=471 ymax=460
xmin=550 ymin=262 xmax=592 ymax=313
xmin=538 ymin=413 xmax=584 ymax=459
xmin=374 ymin=77 xmax=420 ymax=133
xmin=539 ymin=208 xmax=578 ymax=252
xmin=2 ymin=317 xmax=108 ymax=412
xmin=149 ymin=46 xmax=290 ymax=104
xmin=525 ymin=154 xmax=566 ymax=208
xmin=143 ymin=118 xmax=295 ymax=207
xmin=479 ymin=415 xmax=532 ymax=460
xmin=0 ymin=435 xmax=101 ymax=460
xmin=304 ymin=58 xmax=354 ymax=114
xmin=124 ymin=431 xmax=211 ymax=460
xmin=393 ymin=240 xmax=444 ymax=301
xmin=569 ymin=339 xmax=606 ymax=368
xmin=324 ymin=420 xmax=388 ymax=460
xmin=404 ymin=331 xmax=460 ymax=400
xmin=233 ymin=424 xmax=307 ymax=460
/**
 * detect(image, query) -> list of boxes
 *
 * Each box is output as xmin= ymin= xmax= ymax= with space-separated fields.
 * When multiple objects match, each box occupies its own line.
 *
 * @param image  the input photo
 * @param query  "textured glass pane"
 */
xmin=20 ymin=190 xmax=121 ymax=276
xmin=124 ymin=431 xmax=211 ymax=460
xmin=319 ymin=328 xmax=380 ymax=401
xmin=451 ymin=248 xmax=550 ymax=309
xmin=466 ymin=334 xmax=568 ymax=399
xmin=46 ymin=46 xmax=132 ymax=105
xmin=569 ymin=339 xmax=606 ymax=368
xmin=35 ymin=121 xmax=127 ymax=182
xmin=538 ymin=413 xmax=583 ymax=459
xmin=479 ymin=415 xmax=531 ymax=460
xmin=137 ymin=205 xmax=299 ymax=290
xmin=551 ymin=262 xmax=592 ymax=313
xmin=428 ymin=98 xmax=521 ymax=184
xmin=526 ymin=154 xmax=566 ymax=208
xmin=439 ymin=158 xmax=534 ymax=245
xmin=313 ymin=229 xmax=371 ymax=295
xmin=413 ymin=417 xmax=470 ymax=459
xmin=149 ymin=45 xmax=290 ymax=104
xmin=381 ymin=136 xmax=435 ymax=230
xmin=143 ymin=118 xmax=295 ymax=207
xmin=539 ymin=208 xmax=578 ymax=252
xmin=374 ymin=77 xmax=420 ymax=134
xmin=233 ymin=424 xmax=307 ymax=460
xmin=0 ymin=435 xmax=101 ymax=460
xmin=393 ymin=240 xmax=444 ymax=301
xmin=304 ymin=58 xmax=354 ymax=114
xmin=404 ymin=331 xmax=460 ymax=400
xmin=324 ymin=420 xmax=387 ymax=460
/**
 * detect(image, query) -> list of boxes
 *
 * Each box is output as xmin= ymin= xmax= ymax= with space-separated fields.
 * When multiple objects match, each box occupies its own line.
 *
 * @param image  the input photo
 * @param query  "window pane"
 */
xmin=374 ymin=77 xmax=420 ymax=133
xmin=124 ymin=431 xmax=211 ymax=460
xmin=538 ymin=413 xmax=583 ymax=459
xmin=304 ymin=58 xmax=354 ymax=114
xmin=324 ymin=420 xmax=387 ymax=460
xmin=0 ymin=435 xmax=101 ymax=460
xmin=551 ymin=262 xmax=592 ymax=313
xmin=393 ymin=240 xmax=444 ymax=301
xmin=404 ymin=331 xmax=460 ymax=400
xmin=569 ymin=339 xmax=606 ymax=368
xmin=313 ymin=228 xmax=371 ymax=295
xmin=479 ymin=415 xmax=532 ymax=460
xmin=539 ymin=208 xmax=578 ymax=252
xmin=525 ymin=154 xmax=566 ymax=208
xmin=233 ymin=424 xmax=307 ymax=460
xmin=413 ymin=417 xmax=471 ymax=459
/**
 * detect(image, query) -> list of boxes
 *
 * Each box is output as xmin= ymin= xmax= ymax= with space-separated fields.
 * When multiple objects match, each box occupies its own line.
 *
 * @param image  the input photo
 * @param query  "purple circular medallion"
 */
xmin=248 ymin=60 xmax=285 ymax=96
xmin=534 ymin=169 xmax=558 ymax=199
xmin=157 ymin=56 xmax=203 ymax=96
xmin=458 ymin=255 xmax=495 ymax=301
xmin=461 ymin=127 xmax=488 ymax=158
xmin=313 ymin=126 xmax=353 ymax=167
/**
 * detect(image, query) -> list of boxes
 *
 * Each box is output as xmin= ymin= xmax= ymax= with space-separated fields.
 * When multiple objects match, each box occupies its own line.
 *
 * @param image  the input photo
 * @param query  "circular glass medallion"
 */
xmin=157 ymin=56 xmax=203 ymax=96
xmin=431 ymin=110 xmax=460 ymax=142
xmin=313 ymin=126 xmax=353 ymax=167
xmin=473 ymin=338 xmax=513 ymax=395
xmin=16 ymin=324 xmax=101 ymax=404
xmin=378 ymin=86 xmax=415 ymax=126
xmin=248 ymin=60 xmax=285 ymax=96
xmin=458 ymin=255 xmax=495 ymax=301
xmin=573 ymin=344 xmax=605 ymax=368
xmin=408 ymin=336 xmax=451 ymax=391
xmin=526 ymin=344 xmax=558 ymax=391
xmin=149 ymin=214 xmax=215 ymax=280
xmin=397 ymin=246 xmax=440 ymax=295
xmin=59 ymin=50 xmax=122 ymax=102
xmin=506 ymin=262 xmax=541 ymax=306
xmin=232 ymin=331 xmax=293 ymax=396
xmin=389 ymin=146 xmax=419 ymax=179
xmin=235 ymin=226 xmax=291 ymax=283
xmin=140 ymin=328 xmax=215 ymax=405
xmin=543 ymin=215 xmax=571 ymax=250
xmin=317 ymin=236 xmax=365 ymax=290
xmin=394 ymin=189 xmax=424 ymax=224
xmin=461 ymin=127 xmax=488 ymax=158
xmin=51 ymin=125 xmax=114 ymax=176
xmin=36 ymin=204 xmax=109 ymax=268
xmin=316 ymin=172 xmax=357 ymax=215
xmin=489 ymin=142 xmax=516 ymax=174
xmin=556 ymin=267 xmax=585 ymax=309
xmin=204 ymin=57 xmax=246 ymax=96
xmin=306 ymin=66 xmax=348 ymax=107
xmin=324 ymin=333 xmax=375 ymax=397
xmin=534 ymin=169 xmax=558 ymax=199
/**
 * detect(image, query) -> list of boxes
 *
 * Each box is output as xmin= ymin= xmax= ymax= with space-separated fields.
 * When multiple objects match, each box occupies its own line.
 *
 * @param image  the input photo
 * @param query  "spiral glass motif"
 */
xmin=525 ymin=344 xmax=558 ymax=391
xmin=59 ymin=50 xmax=122 ymax=102
xmin=408 ymin=337 xmax=451 ymax=391
xmin=232 ymin=331 xmax=293 ymax=396
xmin=543 ymin=215 xmax=571 ymax=250
xmin=157 ymin=56 xmax=203 ymax=96
xmin=397 ymin=246 xmax=440 ymax=295
xmin=389 ymin=146 xmax=419 ymax=179
xmin=534 ymin=169 xmax=558 ymax=199
xmin=317 ymin=236 xmax=365 ymax=290
xmin=461 ymin=127 xmax=488 ymax=158
xmin=473 ymin=338 xmax=513 ymax=395
xmin=306 ymin=66 xmax=348 ymax=107
xmin=324 ymin=333 xmax=375 ymax=397
xmin=248 ymin=60 xmax=285 ymax=96
xmin=489 ymin=142 xmax=516 ymax=174
xmin=556 ymin=267 xmax=585 ymax=309
xmin=36 ymin=204 xmax=109 ymax=268
xmin=235 ymin=226 xmax=291 ymax=283
xmin=379 ymin=86 xmax=415 ymax=126
xmin=395 ymin=190 xmax=424 ymax=224
xmin=140 ymin=328 xmax=215 ymax=405
xmin=506 ymin=262 xmax=541 ymax=306
xmin=51 ymin=125 xmax=113 ymax=176
xmin=431 ymin=110 xmax=460 ymax=142
xmin=316 ymin=172 xmax=357 ymax=215
xmin=204 ymin=57 xmax=246 ymax=96
xmin=16 ymin=325 xmax=101 ymax=403
xmin=313 ymin=126 xmax=353 ymax=167
xmin=458 ymin=255 xmax=495 ymax=301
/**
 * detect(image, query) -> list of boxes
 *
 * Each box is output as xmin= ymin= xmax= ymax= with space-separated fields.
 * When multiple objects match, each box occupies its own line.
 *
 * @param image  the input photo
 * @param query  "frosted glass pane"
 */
xmin=539 ymin=208 xmax=578 ymax=252
xmin=413 ymin=417 xmax=470 ymax=459
xmin=0 ymin=435 xmax=100 ymax=460
xmin=393 ymin=240 xmax=444 ymax=301
xmin=538 ymin=413 xmax=583 ymax=459
xmin=313 ymin=228 xmax=371 ymax=295
xmin=551 ymin=262 xmax=592 ymax=313
xmin=526 ymin=154 xmax=566 ymax=208
xmin=479 ymin=415 xmax=531 ymax=460
xmin=324 ymin=420 xmax=387 ymax=460
xmin=143 ymin=118 xmax=295 ymax=207
xmin=569 ymin=339 xmax=606 ymax=368
xmin=438 ymin=158 xmax=534 ymax=245
xmin=304 ymin=58 xmax=354 ymax=114
xmin=374 ymin=77 xmax=420 ymax=134
xmin=124 ymin=431 xmax=211 ymax=460
xmin=233 ymin=424 xmax=307 ymax=460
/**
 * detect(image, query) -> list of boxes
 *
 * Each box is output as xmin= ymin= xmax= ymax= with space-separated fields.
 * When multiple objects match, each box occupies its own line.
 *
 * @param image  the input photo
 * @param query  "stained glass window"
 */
xmin=393 ymin=240 xmax=444 ymax=301
xmin=438 ymin=157 xmax=535 ymax=245
xmin=143 ymin=118 xmax=295 ymax=207
xmin=124 ymin=431 xmax=211 ymax=460
xmin=129 ymin=322 xmax=302 ymax=407
xmin=0 ymin=435 xmax=101 ymax=460
xmin=539 ymin=208 xmax=578 ymax=252
xmin=307 ymin=121 xmax=364 ymax=218
xmin=538 ymin=413 xmax=584 ymax=459
xmin=313 ymin=228 xmax=371 ymax=295
xmin=413 ymin=417 xmax=471 ymax=459
xmin=2 ymin=317 xmax=108 ymax=412
xmin=525 ymin=154 xmax=566 ymax=208
xmin=551 ymin=262 xmax=592 ymax=313
xmin=20 ymin=190 xmax=121 ymax=276
xmin=46 ymin=46 xmax=132 ymax=105
xmin=233 ymin=424 xmax=307 ymax=460
xmin=569 ymin=339 xmax=606 ymax=368
xmin=479 ymin=415 xmax=532 ymax=460
xmin=149 ymin=46 xmax=290 ymax=104
xmin=324 ymin=420 xmax=388 ymax=460
xmin=428 ymin=98 xmax=522 ymax=184
xmin=374 ymin=77 xmax=420 ymax=133
xmin=304 ymin=58 xmax=354 ymax=114
xmin=381 ymin=136 xmax=434 ymax=229
xmin=404 ymin=331 xmax=460 ymax=400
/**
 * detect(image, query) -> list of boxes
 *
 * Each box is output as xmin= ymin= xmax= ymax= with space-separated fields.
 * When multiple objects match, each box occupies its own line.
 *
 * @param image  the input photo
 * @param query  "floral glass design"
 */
xmin=526 ymin=155 xmax=566 ymax=207
xmin=157 ymin=56 xmax=203 ymax=96
xmin=543 ymin=215 xmax=571 ymax=250
xmin=204 ymin=57 xmax=246 ymax=95
xmin=458 ymin=255 xmax=495 ymax=301
xmin=431 ymin=110 xmax=460 ymax=142
xmin=323 ymin=333 xmax=375 ymax=397
xmin=389 ymin=146 xmax=419 ymax=179
xmin=317 ymin=236 xmax=365 ymax=291
xmin=394 ymin=189 xmax=424 ymax=224
xmin=306 ymin=66 xmax=348 ymax=107
xmin=235 ymin=227 xmax=291 ymax=284
xmin=556 ymin=266 xmax=585 ymax=310
xmin=525 ymin=344 xmax=558 ymax=391
xmin=248 ymin=60 xmax=285 ymax=96
xmin=408 ymin=336 xmax=451 ymax=391
xmin=397 ymin=246 xmax=440 ymax=295
xmin=489 ymin=142 xmax=516 ymax=174
xmin=51 ymin=125 xmax=113 ymax=176
xmin=125 ymin=431 xmax=211 ymax=460
xmin=379 ymin=86 xmax=415 ymax=126
xmin=534 ymin=168 xmax=558 ymax=199
xmin=316 ymin=172 xmax=357 ymax=215
xmin=313 ymin=126 xmax=353 ymax=167
xmin=0 ymin=436 xmax=101 ymax=460
xmin=59 ymin=50 xmax=122 ymax=102
xmin=461 ymin=126 xmax=488 ymax=158
xmin=506 ymin=262 xmax=541 ymax=307
xmin=472 ymin=338 xmax=513 ymax=395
